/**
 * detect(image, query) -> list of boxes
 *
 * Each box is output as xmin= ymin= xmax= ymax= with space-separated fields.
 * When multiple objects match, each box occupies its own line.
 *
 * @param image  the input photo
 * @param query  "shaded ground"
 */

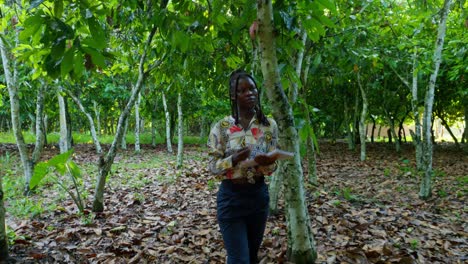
xmin=2 ymin=142 xmax=467 ymax=263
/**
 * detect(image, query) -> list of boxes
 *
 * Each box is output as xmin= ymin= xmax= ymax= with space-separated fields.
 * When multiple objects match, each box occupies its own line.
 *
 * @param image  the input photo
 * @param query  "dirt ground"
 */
xmin=2 ymin=142 xmax=467 ymax=263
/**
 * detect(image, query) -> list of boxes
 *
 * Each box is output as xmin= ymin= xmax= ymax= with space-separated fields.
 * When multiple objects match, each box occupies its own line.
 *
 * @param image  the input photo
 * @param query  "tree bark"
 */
xmin=357 ymin=72 xmax=368 ymax=161
xmin=439 ymin=115 xmax=460 ymax=147
xmin=176 ymin=92 xmax=184 ymax=168
xmin=257 ymin=1 xmax=317 ymax=263
xmin=66 ymin=89 xmax=103 ymax=154
xmin=1 ymin=33 xmax=35 ymax=194
xmin=344 ymin=100 xmax=355 ymax=150
xmin=419 ymin=0 xmax=452 ymax=199
xmin=162 ymin=91 xmax=173 ymax=153
xmin=58 ymin=86 xmax=70 ymax=153
xmin=93 ymin=100 xmax=101 ymax=136
xmin=135 ymin=92 xmax=142 ymax=153
xmin=92 ymin=25 xmax=160 ymax=212
xmin=152 ymin=101 xmax=158 ymax=147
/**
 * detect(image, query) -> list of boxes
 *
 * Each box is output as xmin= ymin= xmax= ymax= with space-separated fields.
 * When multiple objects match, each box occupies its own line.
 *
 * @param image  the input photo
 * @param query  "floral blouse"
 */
xmin=207 ymin=115 xmax=278 ymax=183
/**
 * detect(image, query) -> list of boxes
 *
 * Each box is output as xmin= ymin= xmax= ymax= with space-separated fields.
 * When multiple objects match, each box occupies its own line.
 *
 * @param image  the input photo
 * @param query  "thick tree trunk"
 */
xmin=268 ymin=168 xmax=282 ymax=214
xmin=92 ymin=25 xmax=159 ymax=212
xmin=357 ymin=72 xmax=368 ymax=161
xmin=0 ymin=176 xmax=9 ymax=262
xmin=257 ymin=1 xmax=317 ymax=263
xmin=420 ymin=0 xmax=452 ymax=199
xmin=162 ymin=91 xmax=173 ymax=153
xmin=58 ymin=87 xmax=70 ymax=153
xmin=1 ymin=34 xmax=34 ymax=194
xmin=135 ymin=92 xmax=142 ymax=153
xmin=176 ymin=92 xmax=183 ymax=168
xmin=67 ymin=90 xmax=103 ymax=154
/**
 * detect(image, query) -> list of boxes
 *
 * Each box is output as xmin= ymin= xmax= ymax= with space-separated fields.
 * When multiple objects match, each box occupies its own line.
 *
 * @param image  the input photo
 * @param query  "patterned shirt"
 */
xmin=207 ymin=115 xmax=278 ymax=183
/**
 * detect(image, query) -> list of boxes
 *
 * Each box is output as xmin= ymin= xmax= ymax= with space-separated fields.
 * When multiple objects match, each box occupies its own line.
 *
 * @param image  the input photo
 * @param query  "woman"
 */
xmin=207 ymin=70 xmax=279 ymax=264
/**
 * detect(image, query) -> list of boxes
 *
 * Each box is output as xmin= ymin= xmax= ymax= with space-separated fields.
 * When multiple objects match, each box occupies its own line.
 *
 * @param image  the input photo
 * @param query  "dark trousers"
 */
xmin=217 ymin=180 xmax=269 ymax=264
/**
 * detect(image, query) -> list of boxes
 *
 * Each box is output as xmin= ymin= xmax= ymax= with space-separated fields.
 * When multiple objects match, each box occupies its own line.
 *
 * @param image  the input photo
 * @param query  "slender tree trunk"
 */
xmin=439 ymin=115 xmax=460 ymax=147
xmin=386 ymin=114 xmax=401 ymax=152
xmin=353 ymin=88 xmax=360 ymax=145
xmin=152 ymin=101 xmax=157 ymax=147
xmin=176 ymin=92 xmax=183 ymax=168
xmin=121 ymin=114 xmax=128 ymax=150
xmin=344 ymin=100 xmax=354 ymax=150
xmin=31 ymin=84 xmax=46 ymax=163
xmin=58 ymin=86 xmax=70 ymax=153
xmin=162 ymin=91 xmax=173 ymax=153
xmin=463 ymin=106 xmax=468 ymax=144
xmin=66 ymin=90 xmax=102 ymax=154
xmin=93 ymin=100 xmax=101 ymax=136
xmin=65 ymin=98 xmax=73 ymax=147
xmin=135 ymin=92 xmax=142 ymax=153
xmin=370 ymin=115 xmax=376 ymax=143
xmin=0 ymin=176 xmax=9 ymax=262
xmin=257 ymin=1 xmax=317 ymax=262
xmin=92 ymin=25 xmax=160 ymax=212
xmin=420 ymin=0 xmax=452 ymax=199
xmin=357 ymin=72 xmax=368 ymax=161
xmin=1 ymin=33 xmax=34 ymax=194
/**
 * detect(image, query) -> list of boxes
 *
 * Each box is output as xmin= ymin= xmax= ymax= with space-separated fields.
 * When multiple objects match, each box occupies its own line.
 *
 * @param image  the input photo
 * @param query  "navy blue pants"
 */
xmin=217 ymin=179 xmax=269 ymax=264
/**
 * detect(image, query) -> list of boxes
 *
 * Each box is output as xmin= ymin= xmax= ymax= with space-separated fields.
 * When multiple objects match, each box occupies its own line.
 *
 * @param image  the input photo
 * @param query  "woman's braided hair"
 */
xmin=229 ymin=70 xmax=270 ymax=126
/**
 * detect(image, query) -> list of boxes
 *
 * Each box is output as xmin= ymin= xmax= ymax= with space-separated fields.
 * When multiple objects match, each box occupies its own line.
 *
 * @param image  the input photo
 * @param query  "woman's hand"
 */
xmin=232 ymin=147 xmax=251 ymax=167
xmin=254 ymin=153 xmax=276 ymax=166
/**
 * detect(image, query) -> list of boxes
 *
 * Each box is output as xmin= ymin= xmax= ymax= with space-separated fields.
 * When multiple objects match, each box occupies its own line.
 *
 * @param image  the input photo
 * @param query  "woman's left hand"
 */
xmin=254 ymin=153 xmax=276 ymax=166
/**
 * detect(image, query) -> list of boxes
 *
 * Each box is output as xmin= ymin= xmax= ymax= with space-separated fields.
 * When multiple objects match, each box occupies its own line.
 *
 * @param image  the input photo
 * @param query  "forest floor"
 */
xmin=1 ymin=142 xmax=467 ymax=264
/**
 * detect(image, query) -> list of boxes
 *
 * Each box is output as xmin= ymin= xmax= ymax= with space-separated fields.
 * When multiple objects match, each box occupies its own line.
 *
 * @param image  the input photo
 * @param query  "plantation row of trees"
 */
xmin=0 ymin=0 xmax=466 ymax=262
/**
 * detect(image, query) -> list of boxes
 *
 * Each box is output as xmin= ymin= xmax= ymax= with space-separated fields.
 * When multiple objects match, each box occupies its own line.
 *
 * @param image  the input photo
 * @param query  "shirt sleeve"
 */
xmin=207 ymin=120 xmax=234 ymax=176
xmin=256 ymin=118 xmax=278 ymax=176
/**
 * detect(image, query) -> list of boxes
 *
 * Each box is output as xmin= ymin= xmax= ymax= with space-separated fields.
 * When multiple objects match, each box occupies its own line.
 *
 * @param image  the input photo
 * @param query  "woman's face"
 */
xmin=235 ymin=77 xmax=258 ymax=110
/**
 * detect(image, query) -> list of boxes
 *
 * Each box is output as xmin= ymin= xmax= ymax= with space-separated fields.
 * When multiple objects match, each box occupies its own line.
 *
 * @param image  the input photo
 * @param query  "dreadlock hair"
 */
xmin=229 ymin=69 xmax=270 ymax=126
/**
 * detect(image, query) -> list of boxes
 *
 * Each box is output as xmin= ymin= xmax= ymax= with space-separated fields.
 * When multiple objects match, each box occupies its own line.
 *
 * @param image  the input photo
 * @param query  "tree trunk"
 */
xmin=370 ymin=115 xmax=376 ymax=143
xmin=92 ymin=25 xmax=160 ymax=212
xmin=58 ymin=86 xmax=70 ymax=153
xmin=135 ymin=92 xmax=142 ymax=153
xmin=162 ymin=91 xmax=173 ymax=153
xmin=257 ymin=1 xmax=317 ymax=263
xmin=0 ymin=176 xmax=9 ymax=262
xmin=344 ymin=100 xmax=355 ymax=150
xmin=1 ymin=33 xmax=34 ymax=194
xmin=463 ymin=106 xmax=468 ymax=144
xmin=420 ymin=0 xmax=452 ymax=200
xmin=268 ymin=168 xmax=282 ymax=214
xmin=121 ymin=116 xmax=128 ymax=150
xmin=93 ymin=100 xmax=101 ymax=136
xmin=66 ymin=90 xmax=103 ymax=154
xmin=31 ymin=84 xmax=46 ymax=163
xmin=357 ymin=72 xmax=368 ymax=161
xmin=152 ymin=101 xmax=157 ymax=147
xmin=176 ymin=92 xmax=183 ymax=169
xmin=439 ymin=115 xmax=459 ymax=147
xmin=386 ymin=115 xmax=401 ymax=152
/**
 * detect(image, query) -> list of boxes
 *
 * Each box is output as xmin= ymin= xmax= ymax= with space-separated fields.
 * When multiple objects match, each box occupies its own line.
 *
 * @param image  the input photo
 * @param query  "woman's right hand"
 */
xmin=232 ymin=147 xmax=251 ymax=167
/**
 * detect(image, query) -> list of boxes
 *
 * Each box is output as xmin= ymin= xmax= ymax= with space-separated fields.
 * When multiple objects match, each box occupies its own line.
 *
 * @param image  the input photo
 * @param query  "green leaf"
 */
xmin=74 ymin=50 xmax=85 ymax=77
xmin=316 ymin=0 xmax=337 ymax=14
xmin=61 ymin=47 xmax=75 ymax=77
xmin=30 ymin=162 xmax=49 ymax=189
xmin=54 ymin=0 xmax=64 ymax=18
xmin=87 ymin=17 xmax=106 ymax=49
xmin=19 ymin=14 xmax=44 ymax=41
xmin=68 ymin=161 xmax=82 ymax=179
xmin=50 ymin=38 xmax=66 ymax=59
xmin=47 ymin=149 xmax=73 ymax=167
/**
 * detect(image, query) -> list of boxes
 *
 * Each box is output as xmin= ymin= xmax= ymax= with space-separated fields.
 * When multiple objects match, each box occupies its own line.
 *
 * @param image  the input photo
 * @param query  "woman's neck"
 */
xmin=238 ymin=109 xmax=255 ymax=128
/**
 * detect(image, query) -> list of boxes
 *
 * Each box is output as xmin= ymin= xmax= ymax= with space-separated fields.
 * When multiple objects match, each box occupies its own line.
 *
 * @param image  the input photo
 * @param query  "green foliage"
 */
xmin=31 ymin=149 xmax=85 ymax=213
